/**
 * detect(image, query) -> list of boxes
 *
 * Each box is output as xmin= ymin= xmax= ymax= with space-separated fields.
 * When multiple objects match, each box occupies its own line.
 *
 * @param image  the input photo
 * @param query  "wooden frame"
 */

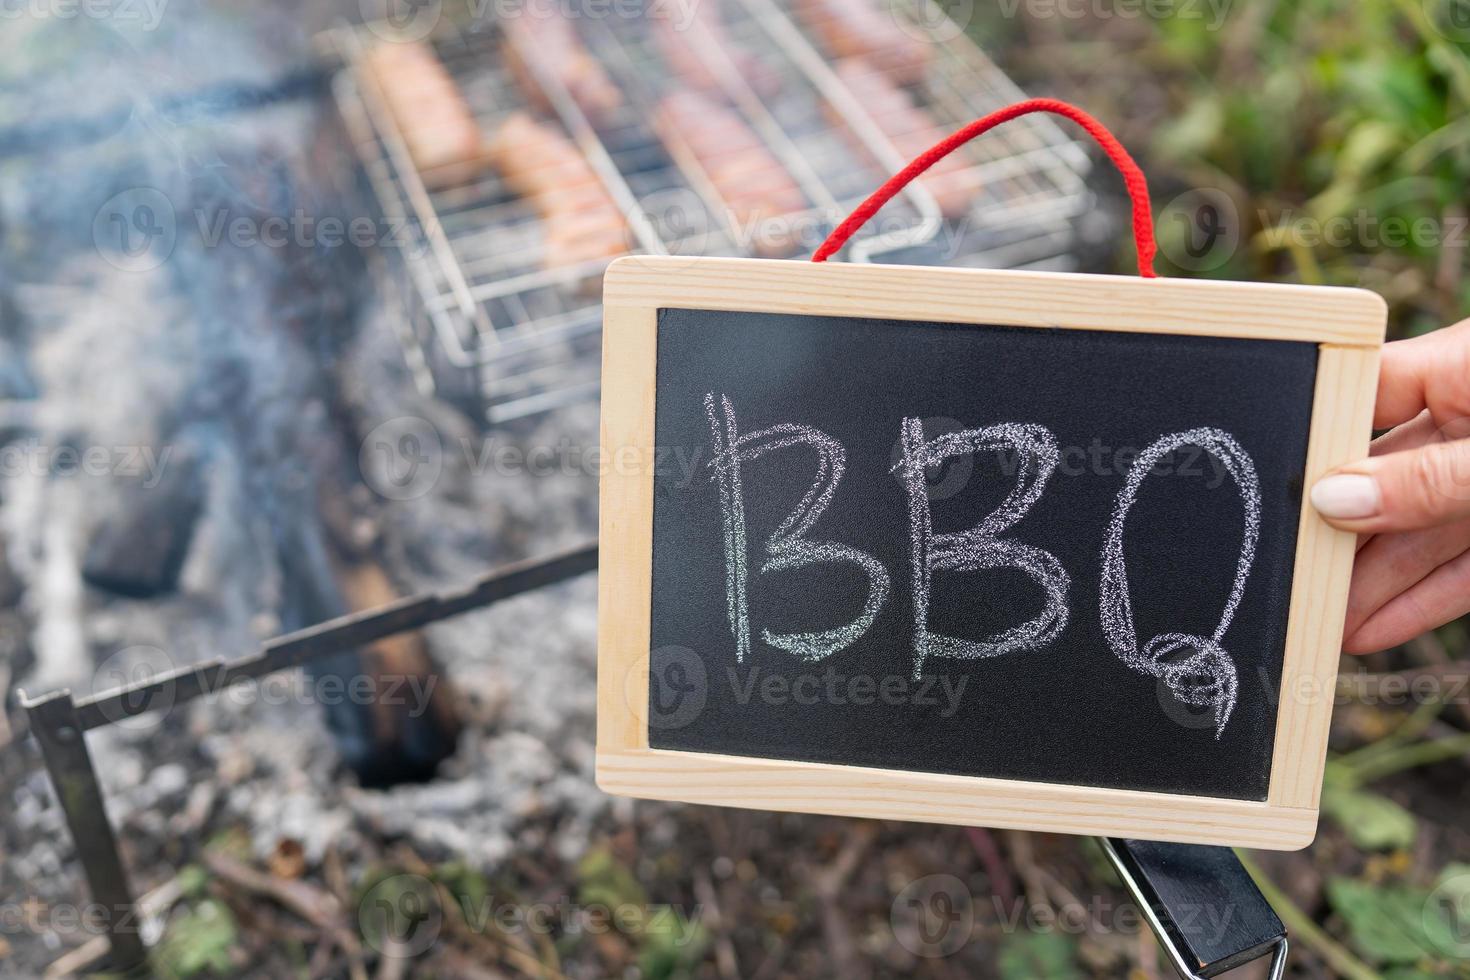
xmin=597 ymin=256 xmax=1385 ymax=850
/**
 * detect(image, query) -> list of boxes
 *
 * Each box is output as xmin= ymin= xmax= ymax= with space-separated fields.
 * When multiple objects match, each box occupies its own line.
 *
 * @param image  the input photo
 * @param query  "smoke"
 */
xmin=0 ymin=2 xmax=365 ymax=697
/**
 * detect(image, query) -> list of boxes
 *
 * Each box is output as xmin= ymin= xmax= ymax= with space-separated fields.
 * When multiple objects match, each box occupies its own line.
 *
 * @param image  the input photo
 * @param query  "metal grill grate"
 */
xmin=325 ymin=0 xmax=1094 ymax=424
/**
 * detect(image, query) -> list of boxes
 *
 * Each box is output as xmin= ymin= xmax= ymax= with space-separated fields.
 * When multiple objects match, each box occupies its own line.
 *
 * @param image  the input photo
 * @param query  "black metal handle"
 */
xmin=1101 ymin=838 xmax=1287 ymax=979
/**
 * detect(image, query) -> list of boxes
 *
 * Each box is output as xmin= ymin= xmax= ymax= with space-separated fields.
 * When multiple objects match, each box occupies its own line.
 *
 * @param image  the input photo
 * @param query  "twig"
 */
xmin=374 ymin=936 xmax=409 ymax=980
xmin=747 ymin=938 xmax=790 ymax=980
xmin=43 ymin=936 xmax=110 ymax=979
xmin=694 ymin=867 xmax=740 ymax=980
xmin=1346 ymin=731 xmax=1470 ymax=786
xmin=964 ymin=827 xmax=1016 ymax=909
xmin=1004 ymin=831 xmax=1050 ymax=913
xmin=307 ymin=933 xmax=339 ymax=980
xmin=391 ymin=847 xmax=565 ymax=980
xmin=1333 ymin=695 xmax=1446 ymax=773
xmin=1406 ymin=633 xmax=1470 ymax=729
xmin=439 ymin=948 xmax=514 ymax=980
xmin=204 ymin=851 xmax=368 ymax=980
xmin=809 ymin=822 xmax=878 ymax=980
xmin=43 ymin=870 xmax=193 ymax=978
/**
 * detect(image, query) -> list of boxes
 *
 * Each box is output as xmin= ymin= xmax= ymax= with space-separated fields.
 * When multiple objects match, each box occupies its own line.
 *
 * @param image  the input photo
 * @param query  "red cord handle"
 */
xmin=811 ymin=97 xmax=1158 ymax=278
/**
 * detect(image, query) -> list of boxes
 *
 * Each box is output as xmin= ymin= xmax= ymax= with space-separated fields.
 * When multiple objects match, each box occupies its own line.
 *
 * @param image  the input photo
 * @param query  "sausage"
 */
xmin=831 ymin=59 xmax=980 ymax=219
xmin=501 ymin=14 xmax=622 ymax=123
xmin=488 ymin=113 xmax=630 ymax=268
xmin=651 ymin=0 xmax=779 ymax=96
xmin=360 ymin=41 xmax=490 ymax=189
xmin=655 ymin=92 xmax=807 ymax=257
xmin=795 ymin=0 xmax=930 ymax=85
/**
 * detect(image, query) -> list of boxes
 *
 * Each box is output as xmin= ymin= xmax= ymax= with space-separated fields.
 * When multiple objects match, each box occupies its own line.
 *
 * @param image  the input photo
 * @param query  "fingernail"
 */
xmin=1311 ymin=474 xmax=1381 ymax=519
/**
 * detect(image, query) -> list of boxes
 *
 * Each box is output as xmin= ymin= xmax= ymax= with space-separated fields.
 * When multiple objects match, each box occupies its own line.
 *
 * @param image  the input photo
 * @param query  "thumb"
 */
xmin=1311 ymin=431 xmax=1470 ymax=533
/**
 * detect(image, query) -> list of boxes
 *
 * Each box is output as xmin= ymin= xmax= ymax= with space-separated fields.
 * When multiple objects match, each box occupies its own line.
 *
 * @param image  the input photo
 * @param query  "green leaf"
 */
xmin=637 ymin=912 xmax=709 ymax=980
xmin=155 ymin=899 xmax=238 ymax=978
xmin=1425 ymin=863 xmax=1470 ymax=961
xmin=997 ymin=931 xmax=1082 ymax=980
xmin=1154 ymin=96 xmax=1225 ymax=163
xmin=1382 ymin=968 xmax=1445 ymax=980
xmin=1327 ymin=877 xmax=1444 ymax=964
xmin=1321 ymin=783 xmax=1418 ymax=851
xmin=576 ymin=846 xmax=649 ymax=912
xmin=1433 ymin=864 xmax=1470 ymax=907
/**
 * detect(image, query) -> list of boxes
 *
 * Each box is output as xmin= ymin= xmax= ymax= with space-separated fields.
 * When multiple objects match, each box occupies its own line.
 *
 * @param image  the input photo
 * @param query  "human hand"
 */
xmin=1310 ymin=318 xmax=1470 ymax=654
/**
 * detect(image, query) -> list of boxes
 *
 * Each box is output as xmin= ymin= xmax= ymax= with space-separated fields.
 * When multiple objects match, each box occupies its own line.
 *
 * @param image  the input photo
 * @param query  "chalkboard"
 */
xmin=598 ymin=257 xmax=1385 ymax=848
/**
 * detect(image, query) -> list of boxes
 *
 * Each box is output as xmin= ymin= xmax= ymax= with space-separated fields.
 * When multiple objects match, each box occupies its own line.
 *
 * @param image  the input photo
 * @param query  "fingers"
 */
xmin=1343 ymin=548 xmax=1470 ymax=654
xmin=1373 ymin=317 xmax=1470 ymax=429
xmin=1341 ymin=518 xmax=1470 ymax=642
xmin=1330 ymin=323 xmax=1470 ymax=651
xmin=1311 ymin=430 xmax=1470 ymax=534
xmin=1369 ymin=409 xmax=1438 ymax=456
xmin=1351 ymin=411 xmax=1440 ymax=552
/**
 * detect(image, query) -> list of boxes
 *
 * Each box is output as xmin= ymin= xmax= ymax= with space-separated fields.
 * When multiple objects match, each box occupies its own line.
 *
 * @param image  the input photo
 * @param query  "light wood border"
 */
xmin=597 ymin=256 xmax=1385 ymax=850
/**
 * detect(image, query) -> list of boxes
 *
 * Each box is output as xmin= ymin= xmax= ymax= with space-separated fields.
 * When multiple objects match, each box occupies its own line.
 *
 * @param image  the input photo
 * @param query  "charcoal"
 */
xmin=81 ymin=449 xmax=204 ymax=599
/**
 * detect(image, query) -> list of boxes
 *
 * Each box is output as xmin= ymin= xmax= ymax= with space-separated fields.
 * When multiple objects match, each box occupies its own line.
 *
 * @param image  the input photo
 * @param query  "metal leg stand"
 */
xmin=18 ymin=543 xmax=598 ymax=972
xmin=24 ymin=691 xmax=148 ymax=971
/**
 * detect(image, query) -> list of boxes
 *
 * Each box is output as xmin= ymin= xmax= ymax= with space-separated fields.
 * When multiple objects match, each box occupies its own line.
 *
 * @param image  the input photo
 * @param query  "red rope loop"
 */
xmin=811 ymin=98 xmax=1158 ymax=278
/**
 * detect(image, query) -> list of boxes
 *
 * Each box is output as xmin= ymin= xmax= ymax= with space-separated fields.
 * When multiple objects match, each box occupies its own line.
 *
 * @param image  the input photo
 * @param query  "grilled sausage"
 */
xmin=655 ymin=91 xmax=806 ymax=257
xmin=795 ymin=0 xmax=930 ymax=85
xmin=488 ymin=112 xmax=630 ymax=268
xmin=360 ymin=41 xmax=490 ymax=189
xmin=651 ymin=0 xmax=778 ymax=96
xmin=831 ymin=59 xmax=979 ymax=219
xmin=502 ymin=14 xmax=622 ymax=123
